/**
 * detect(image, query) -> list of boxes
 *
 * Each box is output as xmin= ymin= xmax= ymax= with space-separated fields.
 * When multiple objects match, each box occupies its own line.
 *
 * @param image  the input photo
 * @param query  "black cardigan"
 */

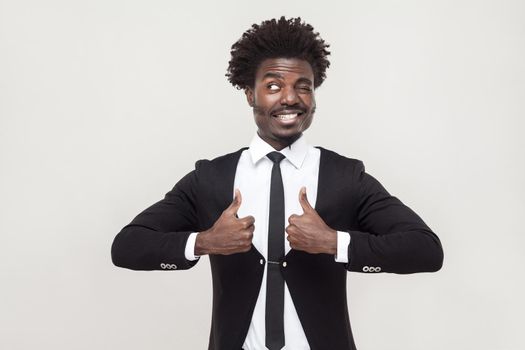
xmin=111 ymin=146 xmax=443 ymax=350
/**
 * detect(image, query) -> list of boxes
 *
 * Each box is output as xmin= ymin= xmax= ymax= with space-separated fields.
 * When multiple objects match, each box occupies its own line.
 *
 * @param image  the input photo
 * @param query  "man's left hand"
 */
xmin=285 ymin=187 xmax=337 ymax=255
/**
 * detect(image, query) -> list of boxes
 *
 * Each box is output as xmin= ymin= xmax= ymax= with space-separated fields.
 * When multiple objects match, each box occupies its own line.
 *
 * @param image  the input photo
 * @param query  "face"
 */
xmin=245 ymin=57 xmax=316 ymax=150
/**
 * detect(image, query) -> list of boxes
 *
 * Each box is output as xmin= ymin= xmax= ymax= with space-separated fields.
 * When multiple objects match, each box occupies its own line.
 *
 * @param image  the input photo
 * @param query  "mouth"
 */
xmin=271 ymin=111 xmax=304 ymax=123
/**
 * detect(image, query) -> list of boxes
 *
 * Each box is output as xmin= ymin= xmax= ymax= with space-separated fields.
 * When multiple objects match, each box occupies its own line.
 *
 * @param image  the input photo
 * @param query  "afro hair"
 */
xmin=226 ymin=16 xmax=331 ymax=90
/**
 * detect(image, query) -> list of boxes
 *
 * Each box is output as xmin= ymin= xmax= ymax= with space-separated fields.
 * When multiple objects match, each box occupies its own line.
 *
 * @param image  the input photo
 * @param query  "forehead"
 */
xmin=255 ymin=58 xmax=314 ymax=82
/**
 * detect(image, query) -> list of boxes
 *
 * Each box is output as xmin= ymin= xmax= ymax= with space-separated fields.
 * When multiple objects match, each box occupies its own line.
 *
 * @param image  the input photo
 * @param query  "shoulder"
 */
xmin=193 ymin=147 xmax=248 ymax=174
xmin=315 ymin=146 xmax=365 ymax=173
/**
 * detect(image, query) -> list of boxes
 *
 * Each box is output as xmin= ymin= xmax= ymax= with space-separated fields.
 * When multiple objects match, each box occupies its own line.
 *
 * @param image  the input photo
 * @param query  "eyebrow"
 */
xmin=262 ymin=72 xmax=313 ymax=85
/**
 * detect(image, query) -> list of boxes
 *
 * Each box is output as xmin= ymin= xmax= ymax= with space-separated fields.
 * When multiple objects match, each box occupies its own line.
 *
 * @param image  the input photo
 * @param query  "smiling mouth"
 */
xmin=272 ymin=112 xmax=304 ymax=120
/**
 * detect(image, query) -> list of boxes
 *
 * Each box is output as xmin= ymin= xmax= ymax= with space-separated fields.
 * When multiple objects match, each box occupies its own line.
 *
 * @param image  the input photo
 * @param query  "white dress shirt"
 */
xmin=185 ymin=133 xmax=351 ymax=350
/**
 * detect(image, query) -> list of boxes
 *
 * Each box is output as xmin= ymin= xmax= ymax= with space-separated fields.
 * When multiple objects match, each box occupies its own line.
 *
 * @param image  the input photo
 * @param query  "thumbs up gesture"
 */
xmin=285 ymin=187 xmax=337 ymax=255
xmin=195 ymin=189 xmax=255 ymax=255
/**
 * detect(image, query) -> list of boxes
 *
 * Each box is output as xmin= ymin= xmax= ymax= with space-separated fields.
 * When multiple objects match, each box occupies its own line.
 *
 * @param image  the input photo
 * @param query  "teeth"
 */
xmin=276 ymin=113 xmax=298 ymax=120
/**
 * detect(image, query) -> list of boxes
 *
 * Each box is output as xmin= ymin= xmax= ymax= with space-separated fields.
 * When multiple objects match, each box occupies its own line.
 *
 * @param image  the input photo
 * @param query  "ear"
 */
xmin=245 ymin=88 xmax=254 ymax=107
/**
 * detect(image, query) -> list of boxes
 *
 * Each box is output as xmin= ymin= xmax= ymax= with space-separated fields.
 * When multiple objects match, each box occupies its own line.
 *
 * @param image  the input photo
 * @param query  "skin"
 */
xmin=245 ymin=57 xmax=316 ymax=151
xmin=195 ymin=189 xmax=255 ymax=255
xmin=195 ymin=58 xmax=337 ymax=256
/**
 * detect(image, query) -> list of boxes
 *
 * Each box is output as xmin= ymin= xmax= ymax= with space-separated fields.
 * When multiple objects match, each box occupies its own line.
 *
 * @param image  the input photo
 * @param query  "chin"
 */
xmin=272 ymin=131 xmax=302 ymax=143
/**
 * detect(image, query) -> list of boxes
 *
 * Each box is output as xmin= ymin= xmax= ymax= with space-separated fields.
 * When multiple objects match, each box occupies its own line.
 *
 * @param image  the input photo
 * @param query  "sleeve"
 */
xmin=111 ymin=162 xmax=201 ymax=271
xmin=184 ymin=232 xmax=201 ymax=261
xmin=334 ymin=231 xmax=350 ymax=263
xmin=345 ymin=160 xmax=444 ymax=274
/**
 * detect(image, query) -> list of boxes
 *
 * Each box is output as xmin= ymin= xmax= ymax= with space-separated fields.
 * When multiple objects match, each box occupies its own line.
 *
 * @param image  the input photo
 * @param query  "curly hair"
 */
xmin=226 ymin=16 xmax=331 ymax=90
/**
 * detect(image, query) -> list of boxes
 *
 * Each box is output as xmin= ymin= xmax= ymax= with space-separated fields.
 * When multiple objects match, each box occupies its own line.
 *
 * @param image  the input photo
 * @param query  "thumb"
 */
xmin=226 ymin=188 xmax=242 ymax=216
xmin=299 ymin=186 xmax=314 ymax=213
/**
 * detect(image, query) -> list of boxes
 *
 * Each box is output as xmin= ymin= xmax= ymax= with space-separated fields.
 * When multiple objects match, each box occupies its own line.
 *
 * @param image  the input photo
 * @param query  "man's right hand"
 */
xmin=194 ymin=189 xmax=255 ymax=255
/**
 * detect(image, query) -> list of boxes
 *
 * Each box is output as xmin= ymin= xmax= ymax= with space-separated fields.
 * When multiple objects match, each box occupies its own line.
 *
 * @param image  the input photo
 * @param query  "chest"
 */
xmin=234 ymin=150 xmax=321 ymax=257
xmin=195 ymin=148 xmax=360 ymax=234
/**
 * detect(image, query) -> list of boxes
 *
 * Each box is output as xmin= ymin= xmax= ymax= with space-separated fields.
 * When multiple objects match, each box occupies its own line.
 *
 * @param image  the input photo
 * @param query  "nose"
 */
xmin=280 ymin=86 xmax=299 ymax=105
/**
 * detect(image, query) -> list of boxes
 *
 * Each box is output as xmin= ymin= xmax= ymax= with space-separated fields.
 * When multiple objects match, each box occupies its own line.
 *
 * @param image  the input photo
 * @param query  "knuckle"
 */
xmin=236 ymin=221 xmax=246 ymax=230
xmin=242 ymin=217 xmax=255 ymax=228
xmin=238 ymin=239 xmax=250 ymax=250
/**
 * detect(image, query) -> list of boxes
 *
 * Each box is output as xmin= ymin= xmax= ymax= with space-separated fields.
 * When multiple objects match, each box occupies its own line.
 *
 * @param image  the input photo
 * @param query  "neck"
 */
xmin=258 ymin=132 xmax=301 ymax=151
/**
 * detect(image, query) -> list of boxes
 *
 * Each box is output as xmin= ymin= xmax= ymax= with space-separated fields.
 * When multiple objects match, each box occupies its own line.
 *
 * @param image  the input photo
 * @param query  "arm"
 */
xmin=345 ymin=161 xmax=444 ymax=274
xmin=111 ymin=165 xmax=200 ymax=271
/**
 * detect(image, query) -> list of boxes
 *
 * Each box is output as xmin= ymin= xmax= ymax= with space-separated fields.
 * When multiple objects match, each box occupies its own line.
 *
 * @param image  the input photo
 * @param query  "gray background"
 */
xmin=1 ymin=0 xmax=524 ymax=349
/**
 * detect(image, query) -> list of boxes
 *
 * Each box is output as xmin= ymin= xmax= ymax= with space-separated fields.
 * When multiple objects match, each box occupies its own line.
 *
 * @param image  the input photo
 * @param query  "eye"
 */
xmin=267 ymin=83 xmax=280 ymax=91
xmin=298 ymin=85 xmax=312 ymax=92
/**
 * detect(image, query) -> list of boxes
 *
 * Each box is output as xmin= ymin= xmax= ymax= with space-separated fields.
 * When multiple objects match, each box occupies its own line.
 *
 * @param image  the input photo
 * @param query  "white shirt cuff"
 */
xmin=335 ymin=231 xmax=350 ymax=263
xmin=184 ymin=232 xmax=200 ymax=261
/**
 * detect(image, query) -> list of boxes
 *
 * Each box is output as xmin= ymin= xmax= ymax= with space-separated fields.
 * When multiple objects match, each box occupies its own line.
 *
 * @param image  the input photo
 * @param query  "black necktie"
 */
xmin=265 ymin=151 xmax=286 ymax=350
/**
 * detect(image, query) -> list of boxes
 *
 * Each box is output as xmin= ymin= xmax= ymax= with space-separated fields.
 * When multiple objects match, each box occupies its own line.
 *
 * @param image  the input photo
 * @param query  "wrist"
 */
xmin=195 ymin=230 xmax=210 ymax=256
xmin=325 ymin=228 xmax=338 ymax=255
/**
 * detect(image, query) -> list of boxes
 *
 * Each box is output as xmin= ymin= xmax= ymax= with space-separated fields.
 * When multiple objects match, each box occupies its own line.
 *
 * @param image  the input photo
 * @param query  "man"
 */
xmin=111 ymin=17 xmax=443 ymax=350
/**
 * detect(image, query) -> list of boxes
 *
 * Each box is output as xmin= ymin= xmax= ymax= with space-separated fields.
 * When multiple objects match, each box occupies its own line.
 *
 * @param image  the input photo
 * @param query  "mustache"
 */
xmin=270 ymin=106 xmax=306 ymax=115
xmin=251 ymin=103 xmax=308 ymax=115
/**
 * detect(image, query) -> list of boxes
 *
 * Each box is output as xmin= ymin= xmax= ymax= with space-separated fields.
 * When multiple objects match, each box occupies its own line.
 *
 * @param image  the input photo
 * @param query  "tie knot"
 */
xmin=266 ymin=151 xmax=285 ymax=164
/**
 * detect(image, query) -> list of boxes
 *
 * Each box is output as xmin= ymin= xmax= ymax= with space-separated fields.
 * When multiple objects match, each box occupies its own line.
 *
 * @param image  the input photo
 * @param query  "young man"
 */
xmin=111 ymin=17 xmax=443 ymax=350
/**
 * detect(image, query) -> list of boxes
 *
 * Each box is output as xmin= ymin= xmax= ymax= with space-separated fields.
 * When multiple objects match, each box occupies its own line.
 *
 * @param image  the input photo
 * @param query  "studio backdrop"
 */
xmin=1 ymin=1 xmax=524 ymax=349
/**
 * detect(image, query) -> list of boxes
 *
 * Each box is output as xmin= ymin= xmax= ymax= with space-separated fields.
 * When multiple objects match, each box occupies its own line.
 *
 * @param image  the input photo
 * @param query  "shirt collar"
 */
xmin=248 ymin=132 xmax=309 ymax=169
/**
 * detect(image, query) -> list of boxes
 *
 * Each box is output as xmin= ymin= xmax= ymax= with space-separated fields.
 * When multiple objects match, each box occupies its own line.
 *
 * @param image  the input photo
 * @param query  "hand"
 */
xmin=286 ymin=187 xmax=337 ymax=255
xmin=195 ymin=189 xmax=255 ymax=255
